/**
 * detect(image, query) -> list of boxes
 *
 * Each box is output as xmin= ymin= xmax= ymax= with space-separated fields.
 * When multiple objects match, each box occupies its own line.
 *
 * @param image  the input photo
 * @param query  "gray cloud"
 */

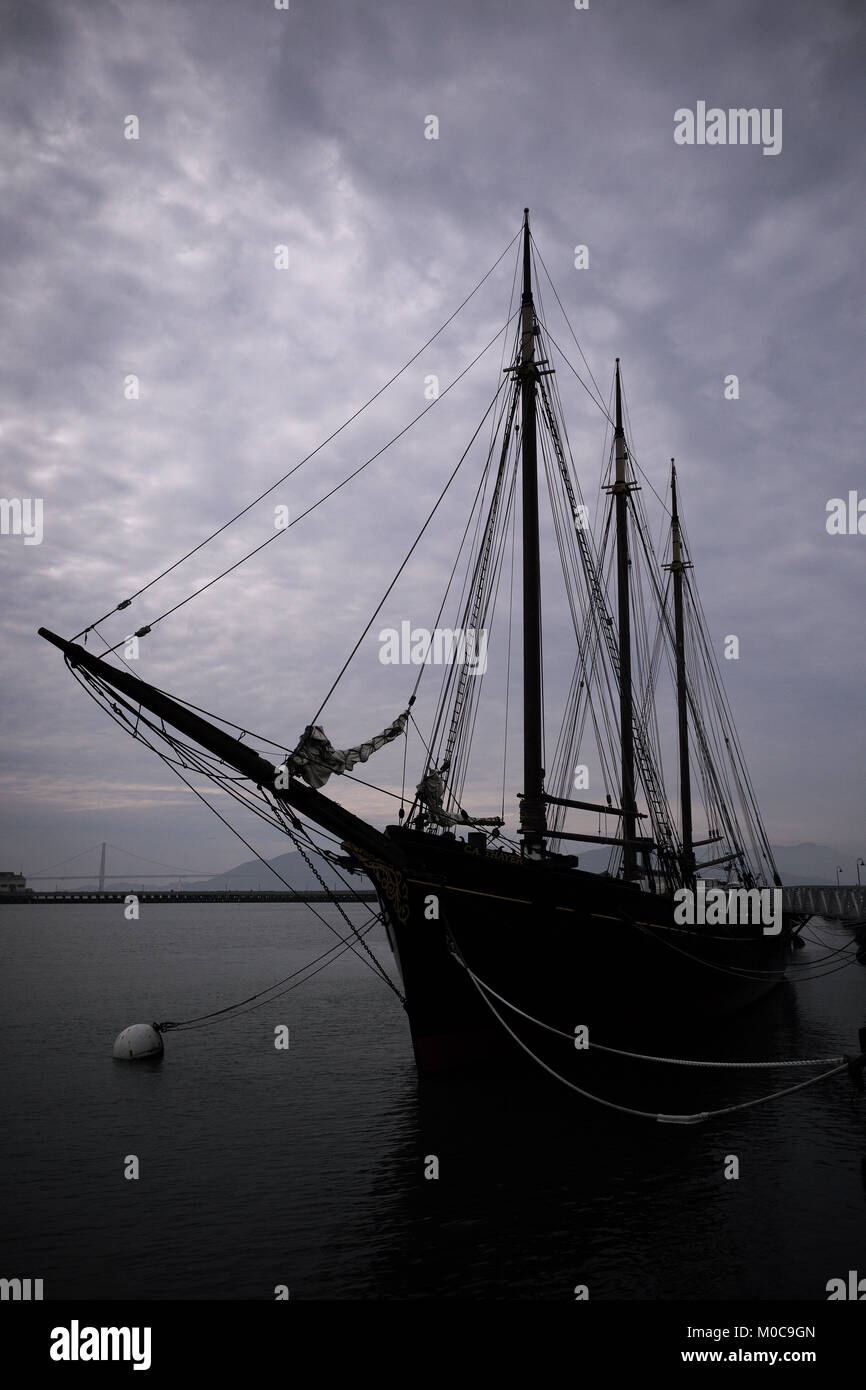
xmin=2 ymin=0 xmax=864 ymax=882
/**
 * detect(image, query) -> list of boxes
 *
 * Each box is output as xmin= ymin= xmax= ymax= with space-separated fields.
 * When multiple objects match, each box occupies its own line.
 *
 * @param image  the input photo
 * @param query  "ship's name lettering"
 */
xmin=465 ymin=845 xmax=521 ymax=866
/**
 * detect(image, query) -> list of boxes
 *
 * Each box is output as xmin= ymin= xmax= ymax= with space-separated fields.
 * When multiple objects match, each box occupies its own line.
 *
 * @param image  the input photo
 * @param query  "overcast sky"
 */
xmin=2 ymin=0 xmax=863 ymax=885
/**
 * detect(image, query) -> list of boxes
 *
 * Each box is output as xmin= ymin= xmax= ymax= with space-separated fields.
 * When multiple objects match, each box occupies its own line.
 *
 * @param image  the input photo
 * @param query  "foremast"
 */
xmin=517 ymin=208 xmax=547 ymax=855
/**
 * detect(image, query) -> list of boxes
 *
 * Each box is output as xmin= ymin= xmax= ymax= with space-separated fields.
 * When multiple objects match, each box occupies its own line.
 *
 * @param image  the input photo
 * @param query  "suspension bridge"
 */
xmin=10 ymin=842 xmax=375 ymax=905
xmin=6 ymin=841 xmax=864 ymax=917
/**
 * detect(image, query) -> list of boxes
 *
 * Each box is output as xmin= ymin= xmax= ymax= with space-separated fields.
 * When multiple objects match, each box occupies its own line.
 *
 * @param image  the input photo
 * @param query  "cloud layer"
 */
xmin=2 ymin=0 xmax=863 ymax=882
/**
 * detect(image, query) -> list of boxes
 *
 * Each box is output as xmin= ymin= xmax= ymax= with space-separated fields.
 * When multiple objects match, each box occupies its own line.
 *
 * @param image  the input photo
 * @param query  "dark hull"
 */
xmin=350 ymin=827 xmax=793 ymax=1074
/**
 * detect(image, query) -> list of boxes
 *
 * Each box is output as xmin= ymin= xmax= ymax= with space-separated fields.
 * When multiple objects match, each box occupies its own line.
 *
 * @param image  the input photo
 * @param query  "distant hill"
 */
xmin=69 ymin=849 xmax=370 ymax=894
xmin=196 ymin=841 xmax=852 ymax=889
xmin=65 ymin=840 xmax=854 ymax=892
xmin=561 ymin=841 xmax=854 ymax=885
xmin=185 ymin=850 xmax=370 ymax=893
xmin=765 ymin=843 xmax=857 ymax=885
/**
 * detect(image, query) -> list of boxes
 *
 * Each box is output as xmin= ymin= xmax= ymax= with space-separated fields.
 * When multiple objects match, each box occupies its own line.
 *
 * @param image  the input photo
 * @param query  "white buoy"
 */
xmin=112 ymin=1024 xmax=164 ymax=1061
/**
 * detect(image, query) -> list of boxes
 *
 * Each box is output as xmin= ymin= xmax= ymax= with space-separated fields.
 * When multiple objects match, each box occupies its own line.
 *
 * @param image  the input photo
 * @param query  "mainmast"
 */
xmin=518 ymin=208 xmax=546 ymax=854
xmin=612 ymin=360 xmax=638 ymax=879
xmin=667 ymin=461 xmax=695 ymax=881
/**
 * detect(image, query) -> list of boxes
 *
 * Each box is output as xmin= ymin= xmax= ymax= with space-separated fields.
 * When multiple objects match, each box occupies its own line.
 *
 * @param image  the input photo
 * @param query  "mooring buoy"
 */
xmin=112 ymin=1023 xmax=164 ymax=1061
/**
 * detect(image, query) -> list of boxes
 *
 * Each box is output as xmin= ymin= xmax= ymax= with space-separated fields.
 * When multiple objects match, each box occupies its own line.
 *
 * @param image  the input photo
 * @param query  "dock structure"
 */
xmin=782 ymin=884 xmax=866 ymax=922
xmin=15 ymin=889 xmax=377 ymax=905
xmin=8 ymin=883 xmax=864 ymax=919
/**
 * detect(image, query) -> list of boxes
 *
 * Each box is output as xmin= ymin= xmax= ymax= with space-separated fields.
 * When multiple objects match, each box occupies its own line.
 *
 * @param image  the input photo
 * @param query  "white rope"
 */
xmin=464 ymin=966 xmax=845 ymax=1068
xmin=455 ymin=955 xmax=851 ymax=1125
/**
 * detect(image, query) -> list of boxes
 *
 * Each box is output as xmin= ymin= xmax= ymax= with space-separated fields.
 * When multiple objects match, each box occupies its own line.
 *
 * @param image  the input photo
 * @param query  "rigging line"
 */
xmin=592 ymin=377 xmax=615 ymax=536
xmin=680 ymin=583 xmax=774 ymax=878
xmin=686 ymin=573 xmax=778 ymax=873
xmin=456 ymin=947 xmax=850 ymax=1123
xmin=438 ymin=451 xmax=514 ymax=806
xmin=464 ymin=967 xmax=846 ymax=1068
xmin=161 ymin=916 xmax=383 ymax=1030
xmin=627 ymin=911 xmax=793 ymax=982
xmin=529 ymin=238 xmax=609 ymax=415
xmin=410 ymin=378 xmax=517 ymax=777
xmin=545 ymin=433 xmax=622 ymax=808
xmin=283 ymin=823 xmax=404 ymax=1002
xmin=309 ymin=373 xmax=512 ymax=726
xmin=67 ymin=661 xmax=403 ymax=995
xmin=442 ymin=393 xmax=520 ymax=789
xmin=161 ymin=751 xmax=404 ymax=1000
xmin=799 ymin=920 xmax=857 ymax=948
xmin=535 ymin=319 xmax=612 ymax=426
xmin=101 ymin=314 xmax=520 ymax=658
xmin=87 ymin=623 xmax=293 ymax=762
xmin=262 ymin=807 xmax=347 ymax=858
xmin=170 ymin=921 xmax=385 ymax=1032
xmin=629 ymin=486 xmax=752 ymax=873
xmin=72 ymin=229 xmax=522 ymax=643
xmin=108 ymin=703 xmax=386 ymax=927
xmin=400 ymin=717 xmax=409 ymax=815
xmin=421 ymin=382 xmax=518 ymax=767
xmin=158 ymin=739 xmax=400 ymax=972
xmin=79 ymin=698 xmax=295 ymax=856
xmin=619 ymin=367 xmax=671 ymax=516
xmin=340 ymin=769 xmax=408 ymax=802
xmin=485 ymin=243 xmax=521 ymax=459
xmin=770 ymin=955 xmax=863 ymax=985
xmin=450 ymin=466 xmax=517 ymax=810
xmin=790 ymin=937 xmax=859 ymax=966
xmin=89 ymin=632 xmax=291 ymax=755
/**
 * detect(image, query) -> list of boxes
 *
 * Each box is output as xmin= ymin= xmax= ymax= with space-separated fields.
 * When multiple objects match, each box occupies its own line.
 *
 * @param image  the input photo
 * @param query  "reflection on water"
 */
xmin=0 ymin=905 xmax=864 ymax=1299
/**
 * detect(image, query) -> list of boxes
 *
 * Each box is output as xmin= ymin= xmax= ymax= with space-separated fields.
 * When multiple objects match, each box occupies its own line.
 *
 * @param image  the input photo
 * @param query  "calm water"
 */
xmin=1 ymin=903 xmax=865 ymax=1301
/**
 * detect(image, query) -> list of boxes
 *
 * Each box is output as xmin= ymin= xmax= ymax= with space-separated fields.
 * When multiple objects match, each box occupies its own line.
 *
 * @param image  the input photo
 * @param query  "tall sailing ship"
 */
xmin=39 ymin=210 xmax=794 ymax=1075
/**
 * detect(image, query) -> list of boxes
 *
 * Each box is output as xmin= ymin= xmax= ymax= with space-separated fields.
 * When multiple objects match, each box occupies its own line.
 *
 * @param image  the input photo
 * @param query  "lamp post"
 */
xmin=835 ymin=865 xmax=843 ymax=886
xmin=857 ymin=858 xmax=864 ymax=887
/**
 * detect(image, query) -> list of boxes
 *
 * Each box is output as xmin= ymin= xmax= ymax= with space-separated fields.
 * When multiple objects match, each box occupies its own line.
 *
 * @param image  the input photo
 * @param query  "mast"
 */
xmin=518 ymin=208 xmax=546 ymax=854
xmin=613 ymin=360 xmax=638 ymax=879
xmin=668 ymin=461 xmax=694 ymax=880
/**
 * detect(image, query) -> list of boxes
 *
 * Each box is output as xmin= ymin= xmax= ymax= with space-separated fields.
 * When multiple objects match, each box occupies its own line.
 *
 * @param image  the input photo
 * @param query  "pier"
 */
xmin=5 ymin=842 xmax=375 ymax=906
xmin=19 ymin=889 xmax=377 ymax=905
xmin=781 ymin=884 xmax=866 ymax=922
xmin=16 ymin=885 xmax=865 ymax=917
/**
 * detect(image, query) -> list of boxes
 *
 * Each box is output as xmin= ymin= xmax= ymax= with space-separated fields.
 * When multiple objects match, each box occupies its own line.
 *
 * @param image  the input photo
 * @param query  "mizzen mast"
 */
xmin=612 ymin=360 xmax=639 ymax=878
xmin=666 ymin=460 xmax=695 ymax=881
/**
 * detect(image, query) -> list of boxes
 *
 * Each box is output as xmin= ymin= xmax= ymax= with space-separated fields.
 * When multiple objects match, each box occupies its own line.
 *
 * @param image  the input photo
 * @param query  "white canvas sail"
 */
xmin=286 ymin=711 xmax=410 ymax=789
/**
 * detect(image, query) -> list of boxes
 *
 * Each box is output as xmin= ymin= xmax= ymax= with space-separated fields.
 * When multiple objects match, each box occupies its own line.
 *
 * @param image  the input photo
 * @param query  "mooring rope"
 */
xmin=463 ymin=965 xmax=845 ymax=1069
xmin=158 ymin=917 xmax=384 ymax=1033
xmin=450 ymin=940 xmax=854 ymax=1125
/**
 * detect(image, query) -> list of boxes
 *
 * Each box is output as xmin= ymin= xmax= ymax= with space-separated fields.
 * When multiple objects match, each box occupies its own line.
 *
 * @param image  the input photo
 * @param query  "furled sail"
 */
xmin=416 ymin=766 xmax=503 ymax=828
xmin=416 ymin=768 xmax=454 ymax=825
xmin=285 ymin=711 xmax=410 ymax=789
